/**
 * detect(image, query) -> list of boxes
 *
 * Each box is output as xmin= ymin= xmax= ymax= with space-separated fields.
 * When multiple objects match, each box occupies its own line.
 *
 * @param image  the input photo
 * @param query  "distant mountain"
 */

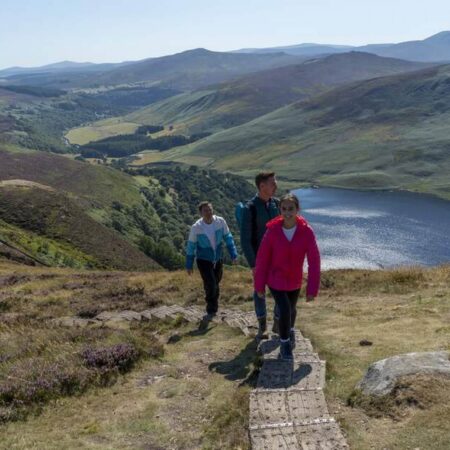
xmin=167 ymin=64 xmax=450 ymax=200
xmin=0 ymin=60 xmax=127 ymax=78
xmin=364 ymin=31 xmax=450 ymax=62
xmin=235 ymin=43 xmax=354 ymax=56
xmin=233 ymin=31 xmax=450 ymax=63
xmin=124 ymin=52 xmax=429 ymax=135
xmin=91 ymin=48 xmax=304 ymax=90
xmin=0 ymin=48 xmax=304 ymax=91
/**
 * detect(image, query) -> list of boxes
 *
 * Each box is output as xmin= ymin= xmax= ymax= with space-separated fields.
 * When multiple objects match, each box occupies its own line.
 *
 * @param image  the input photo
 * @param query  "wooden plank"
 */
xmin=250 ymin=426 xmax=299 ymax=450
xmin=257 ymin=359 xmax=294 ymax=389
xmin=291 ymin=362 xmax=326 ymax=390
xmin=287 ymin=390 xmax=330 ymax=421
xmin=295 ymin=422 xmax=349 ymax=449
xmin=250 ymin=390 xmax=290 ymax=427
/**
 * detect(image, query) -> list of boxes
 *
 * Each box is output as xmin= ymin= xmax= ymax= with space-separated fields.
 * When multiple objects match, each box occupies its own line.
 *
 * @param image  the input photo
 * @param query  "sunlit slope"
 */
xmin=171 ymin=65 xmax=450 ymax=199
xmin=126 ymin=52 xmax=427 ymax=135
xmin=0 ymin=147 xmax=142 ymax=207
xmin=0 ymin=148 xmax=159 ymax=269
xmin=0 ymin=185 xmax=158 ymax=270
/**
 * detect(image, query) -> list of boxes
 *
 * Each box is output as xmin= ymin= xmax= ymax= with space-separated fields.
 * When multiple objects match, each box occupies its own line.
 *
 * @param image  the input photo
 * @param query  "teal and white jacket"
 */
xmin=186 ymin=215 xmax=238 ymax=269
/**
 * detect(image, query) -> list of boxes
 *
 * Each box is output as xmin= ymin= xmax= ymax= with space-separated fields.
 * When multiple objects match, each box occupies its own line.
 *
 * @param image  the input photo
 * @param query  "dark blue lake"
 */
xmin=292 ymin=188 xmax=450 ymax=269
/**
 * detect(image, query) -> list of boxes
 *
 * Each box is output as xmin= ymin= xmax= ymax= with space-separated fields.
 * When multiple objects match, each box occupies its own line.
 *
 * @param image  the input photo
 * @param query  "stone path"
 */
xmin=54 ymin=304 xmax=348 ymax=449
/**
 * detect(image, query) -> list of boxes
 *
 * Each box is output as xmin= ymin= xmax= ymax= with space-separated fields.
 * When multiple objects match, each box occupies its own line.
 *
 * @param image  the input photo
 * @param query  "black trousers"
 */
xmin=196 ymin=259 xmax=223 ymax=314
xmin=269 ymin=287 xmax=300 ymax=340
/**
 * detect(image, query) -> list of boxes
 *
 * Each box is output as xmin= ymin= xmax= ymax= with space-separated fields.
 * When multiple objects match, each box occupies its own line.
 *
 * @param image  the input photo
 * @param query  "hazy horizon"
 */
xmin=1 ymin=0 xmax=450 ymax=70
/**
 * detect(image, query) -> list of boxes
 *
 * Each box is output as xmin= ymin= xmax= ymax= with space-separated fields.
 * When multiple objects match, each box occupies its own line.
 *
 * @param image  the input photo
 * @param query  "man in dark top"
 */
xmin=240 ymin=172 xmax=280 ymax=338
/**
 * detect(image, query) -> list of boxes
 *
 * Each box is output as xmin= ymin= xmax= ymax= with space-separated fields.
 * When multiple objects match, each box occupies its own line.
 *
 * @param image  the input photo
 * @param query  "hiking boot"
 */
xmin=272 ymin=317 xmax=280 ymax=335
xmin=278 ymin=340 xmax=293 ymax=361
xmin=256 ymin=317 xmax=268 ymax=340
xmin=290 ymin=329 xmax=296 ymax=350
xmin=199 ymin=313 xmax=215 ymax=330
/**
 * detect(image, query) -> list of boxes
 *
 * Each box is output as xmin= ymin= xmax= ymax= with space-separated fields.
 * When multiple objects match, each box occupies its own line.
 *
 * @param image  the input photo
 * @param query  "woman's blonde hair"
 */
xmin=280 ymin=193 xmax=300 ymax=210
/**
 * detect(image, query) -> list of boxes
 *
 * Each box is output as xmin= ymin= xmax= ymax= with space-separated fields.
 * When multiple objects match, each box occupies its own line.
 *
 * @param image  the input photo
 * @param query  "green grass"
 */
xmin=66 ymin=121 xmax=140 ymax=145
xmin=0 ymin=219 xmax=98 ymax=268
xmin=156 ymin=65 xmax=450 ymax=200
xmin=0 ymin=186 xmax=158 ymax=270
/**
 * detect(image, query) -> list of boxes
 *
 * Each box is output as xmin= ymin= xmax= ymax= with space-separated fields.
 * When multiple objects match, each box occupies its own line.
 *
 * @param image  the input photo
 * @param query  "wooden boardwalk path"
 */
xmin=55 ymin=304 xmax=348 ymax=449
xmin=251 ymin=327 xmax=348 ymax=449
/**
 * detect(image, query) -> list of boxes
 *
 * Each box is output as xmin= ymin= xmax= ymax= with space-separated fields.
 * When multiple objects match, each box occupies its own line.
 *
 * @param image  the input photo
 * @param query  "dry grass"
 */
xmin=0 ymin=261 xmax=449 ymax=449
xmin=0 ymin=262 xmax=255 ymax=449
xmin=298 ymin=265 xmax=450 ymax=449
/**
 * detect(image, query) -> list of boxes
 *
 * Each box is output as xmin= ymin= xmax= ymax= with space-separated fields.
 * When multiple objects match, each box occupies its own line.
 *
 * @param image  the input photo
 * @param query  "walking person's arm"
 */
xmin=222 ymin=219 xmax=238 ymax=263
xmin=305 ymin=227 xmax=321 ymax=302
xmin=240 ymin=204 xmax=256 ymax=268
xmin=186 ymin=226 xmax=197 ymax=275
xmin=254 ymin=229 xmax=272 ymax=297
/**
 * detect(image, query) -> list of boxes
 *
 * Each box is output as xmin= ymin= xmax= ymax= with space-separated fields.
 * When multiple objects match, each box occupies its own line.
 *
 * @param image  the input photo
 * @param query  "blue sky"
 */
xmin=1 ymin=0 xmax=449 ymax=69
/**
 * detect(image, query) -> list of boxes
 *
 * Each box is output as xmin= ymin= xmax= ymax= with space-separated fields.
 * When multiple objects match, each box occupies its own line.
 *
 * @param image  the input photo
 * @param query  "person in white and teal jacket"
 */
xmin=186 ymin=201 xmax=238 ymax=320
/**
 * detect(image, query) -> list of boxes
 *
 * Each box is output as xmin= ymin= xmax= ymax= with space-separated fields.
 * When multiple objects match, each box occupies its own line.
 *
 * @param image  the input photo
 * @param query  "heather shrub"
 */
xmin=82 ymin=343 xmax=140 ymax=373
xmin=0 ymin=358 xmax=92 ymax=422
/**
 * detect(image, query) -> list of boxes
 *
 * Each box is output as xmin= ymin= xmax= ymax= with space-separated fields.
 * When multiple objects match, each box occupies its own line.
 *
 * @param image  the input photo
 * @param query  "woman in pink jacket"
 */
xmin=254 ymin=193 xmax=320 ymax=360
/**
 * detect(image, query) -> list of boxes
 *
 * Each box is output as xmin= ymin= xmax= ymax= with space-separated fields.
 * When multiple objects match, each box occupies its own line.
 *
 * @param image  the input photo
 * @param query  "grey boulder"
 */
xmin=358 ymin=351 xmax=450 ymax=396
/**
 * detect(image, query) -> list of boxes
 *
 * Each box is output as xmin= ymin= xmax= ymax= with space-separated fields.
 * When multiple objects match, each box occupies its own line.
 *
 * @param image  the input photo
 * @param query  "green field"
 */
xmin=66 ymin=120 xmax=140 ymax=145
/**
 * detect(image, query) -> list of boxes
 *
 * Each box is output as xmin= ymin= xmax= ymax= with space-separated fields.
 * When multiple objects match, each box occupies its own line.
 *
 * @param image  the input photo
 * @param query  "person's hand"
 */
xmin=256 ymin=291 xmax=265 ymax=298
xmin=252 ymin=267 xmax=256 ymax=276
xmin=187 ymin=269 xmax=193 ymax=276
xmin=306 ymin=295 xmax=315 ymax=303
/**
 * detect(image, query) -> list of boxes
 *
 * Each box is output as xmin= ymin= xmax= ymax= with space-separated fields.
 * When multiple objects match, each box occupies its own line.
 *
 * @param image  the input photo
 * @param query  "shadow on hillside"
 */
xmin=208 ymin=339 xmax=260 ymax=387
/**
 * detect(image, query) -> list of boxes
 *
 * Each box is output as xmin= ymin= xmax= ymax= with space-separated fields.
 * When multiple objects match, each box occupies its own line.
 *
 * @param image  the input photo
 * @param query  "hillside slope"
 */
xmin=0 ymin=148 xmax=255 ymax=269
xmin=165 ymin=65 xmax=450 ymax=199
xmin=0 ymin=148 xmax=161 ymax=268
xmin=125 ymin=52 xmax=428 ymax=134
xmin=0 ymin=185 xmax=158 ymax=270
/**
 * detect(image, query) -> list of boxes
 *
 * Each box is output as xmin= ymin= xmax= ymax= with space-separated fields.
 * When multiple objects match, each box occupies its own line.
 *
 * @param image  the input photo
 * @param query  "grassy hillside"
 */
xmin=0 ymin=262 xmax=448 ymax=449
xmin=0 ymin=186 xmax=158 ymax=271
xmin=0 ymin=148 xmax=255 ymax=269
xmin=0 ymin=147 xmax=143 ymax=207
xmin=166 ymin=64 xmax=450 ymax=200
xmin=0 ymin=148 xmax=161 ymax=269
xmin=125 ymin=52 xmax=428 ymax=135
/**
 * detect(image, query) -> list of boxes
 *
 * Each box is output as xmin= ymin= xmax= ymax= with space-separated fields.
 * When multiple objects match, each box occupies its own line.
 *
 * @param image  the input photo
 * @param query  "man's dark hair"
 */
xmin=255 ymin=171 xmax=275 ymax=189
xmin=198 ymin=201 xmax=212 ymax=213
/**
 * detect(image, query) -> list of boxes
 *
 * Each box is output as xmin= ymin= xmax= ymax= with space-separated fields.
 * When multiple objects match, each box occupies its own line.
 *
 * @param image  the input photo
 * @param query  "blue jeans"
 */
xmin=253 ymin=290 xmax=279 ymax=320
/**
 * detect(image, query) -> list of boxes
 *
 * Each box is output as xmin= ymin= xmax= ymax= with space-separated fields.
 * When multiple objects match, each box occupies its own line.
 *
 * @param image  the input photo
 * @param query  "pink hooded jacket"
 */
xmin=254 ymin=215 xmax=321 ymax=296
